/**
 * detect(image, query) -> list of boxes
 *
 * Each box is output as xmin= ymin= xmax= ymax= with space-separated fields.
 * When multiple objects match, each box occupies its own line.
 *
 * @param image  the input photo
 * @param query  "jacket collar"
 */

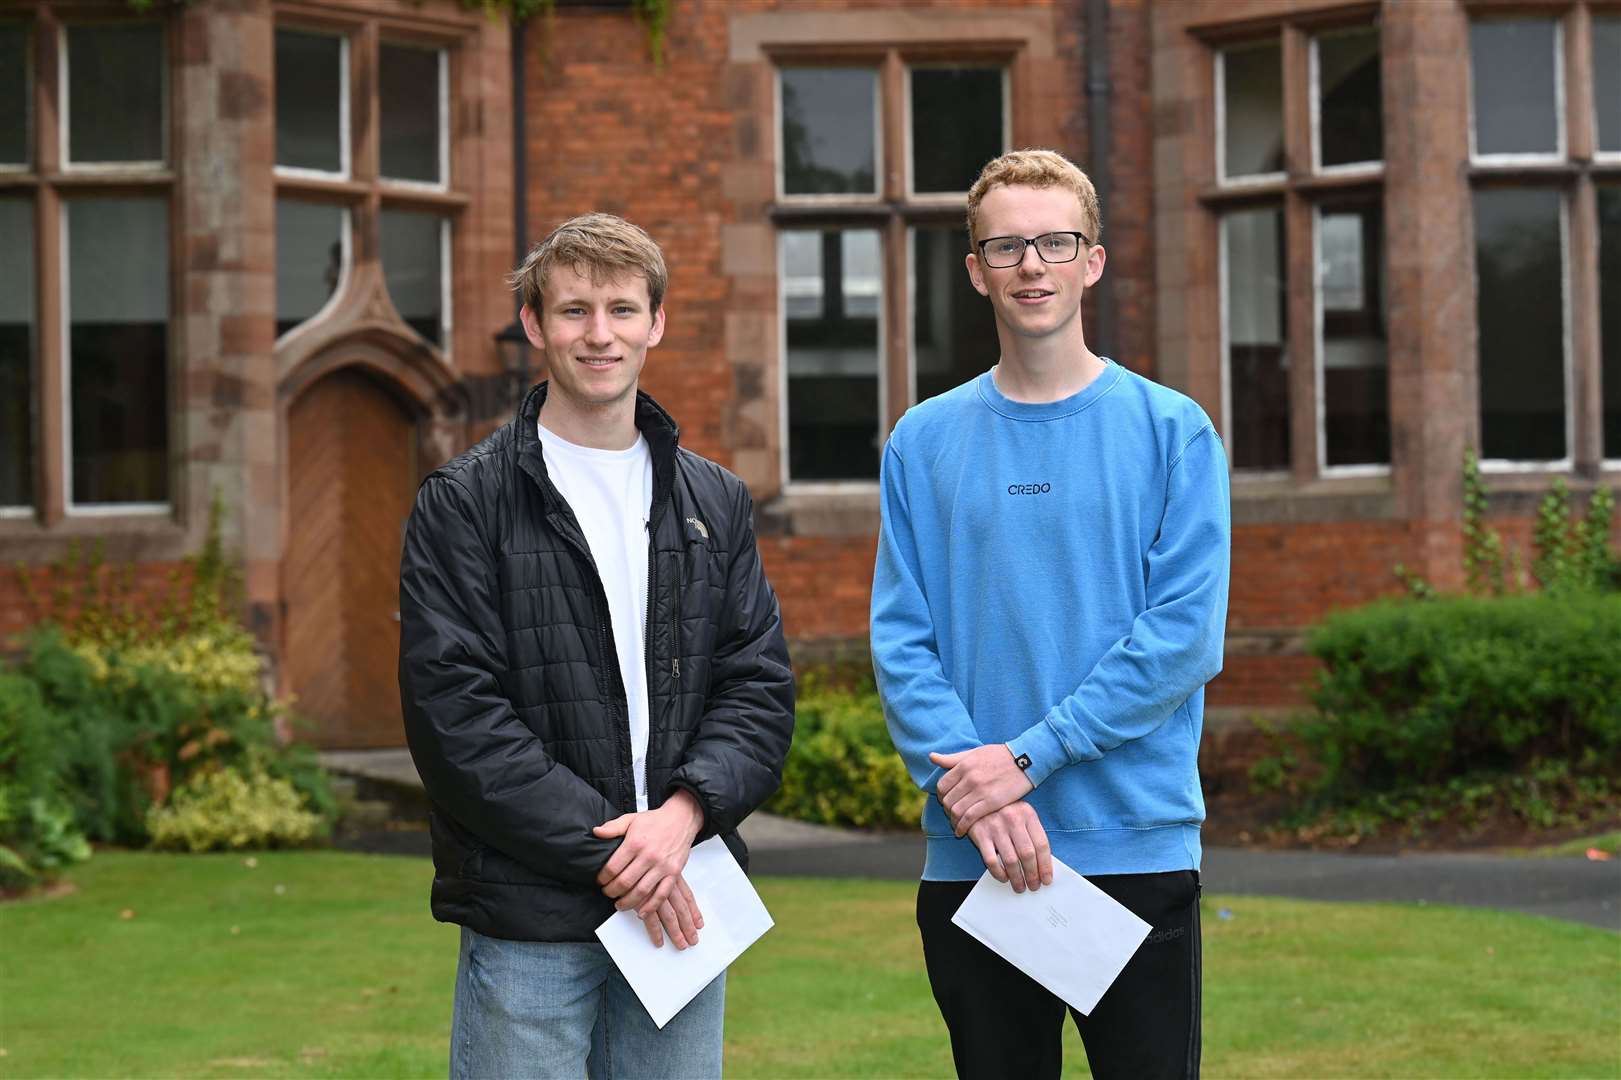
xmin=514 ymin=381 xmax=680 ymax=516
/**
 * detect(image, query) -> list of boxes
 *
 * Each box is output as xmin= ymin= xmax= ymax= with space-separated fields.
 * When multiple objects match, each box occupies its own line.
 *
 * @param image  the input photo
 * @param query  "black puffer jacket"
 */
xmin=398 ymin=383 xmax=795 ymax=942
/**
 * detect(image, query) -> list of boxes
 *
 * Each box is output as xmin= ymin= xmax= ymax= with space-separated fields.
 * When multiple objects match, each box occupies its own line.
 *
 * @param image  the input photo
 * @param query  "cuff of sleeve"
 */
xmin=1005 ymin=720 xmax=1069 ymax=789
xmin=665 ymin=780 xmax=718 ymax=841
xmin=923 ymin=765 xmax=948 ymax=796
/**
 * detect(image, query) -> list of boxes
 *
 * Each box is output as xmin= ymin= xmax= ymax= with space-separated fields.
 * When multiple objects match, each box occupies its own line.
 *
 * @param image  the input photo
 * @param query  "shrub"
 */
xmin=7 ymin=494 xmax=335 ymax=851
xmin=767 ymin=673 xmax=925 ymax=829
xmin=1301 ymin=592 xmax=1621 ymax=799
xmin=14 ymin=629 xmax=336 ymax=846
xmin=0 ymin=673 xmax=91 ymax=888
xmin=147 ymin=765 xmax=323 ymax=853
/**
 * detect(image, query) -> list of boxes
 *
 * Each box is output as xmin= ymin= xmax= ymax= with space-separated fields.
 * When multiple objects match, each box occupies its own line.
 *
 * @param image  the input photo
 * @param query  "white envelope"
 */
xmin=595 ymin=835 xmax=774 ymax=1029
xmin=950 ymin=856 xmax=1152 ymax=1015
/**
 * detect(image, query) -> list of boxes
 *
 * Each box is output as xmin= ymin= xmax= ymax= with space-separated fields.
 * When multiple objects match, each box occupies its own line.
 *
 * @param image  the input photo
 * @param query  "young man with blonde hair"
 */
xmin=872 ymin=149 xmax=1231 ymax=1079
xmin=400 ymin=212 xmax=794 ymax=1079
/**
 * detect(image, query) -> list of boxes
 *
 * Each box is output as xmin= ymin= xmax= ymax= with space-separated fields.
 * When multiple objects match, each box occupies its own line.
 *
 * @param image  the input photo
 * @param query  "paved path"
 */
xmin=322 ymin=750 xmax=1621 ymax=932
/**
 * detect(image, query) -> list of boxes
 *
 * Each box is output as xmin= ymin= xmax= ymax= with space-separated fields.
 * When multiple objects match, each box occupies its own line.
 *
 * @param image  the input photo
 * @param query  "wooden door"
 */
xmin=285 ymin=367 xmax=419 ymax=748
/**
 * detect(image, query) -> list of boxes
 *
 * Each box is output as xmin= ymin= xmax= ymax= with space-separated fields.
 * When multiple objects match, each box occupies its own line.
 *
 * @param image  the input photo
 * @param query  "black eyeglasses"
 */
xmin=976 ymin=231 xmax=1092 ymax=268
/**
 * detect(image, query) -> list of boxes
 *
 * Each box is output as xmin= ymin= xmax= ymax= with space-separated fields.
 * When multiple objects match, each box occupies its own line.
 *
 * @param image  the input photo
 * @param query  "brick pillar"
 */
xmin=1382 ymin=0 xmax=1474 ymax=591
xmin=174 ymin=1 xmax=279 ymax=642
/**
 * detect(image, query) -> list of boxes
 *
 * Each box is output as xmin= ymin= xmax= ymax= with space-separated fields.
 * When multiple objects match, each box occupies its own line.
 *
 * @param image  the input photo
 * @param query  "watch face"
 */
xmin=1015 ymin=753 xmax=1033 ymax=771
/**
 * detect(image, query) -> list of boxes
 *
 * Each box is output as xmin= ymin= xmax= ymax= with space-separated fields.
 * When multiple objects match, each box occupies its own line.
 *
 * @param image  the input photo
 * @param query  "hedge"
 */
xmin=1301 ymin=592 xmax=1621 ymax=797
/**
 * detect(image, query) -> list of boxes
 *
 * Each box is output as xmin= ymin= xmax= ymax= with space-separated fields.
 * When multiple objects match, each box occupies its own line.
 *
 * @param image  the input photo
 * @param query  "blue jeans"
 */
xmin=450 ymin=925 xmax=726 ymax=1080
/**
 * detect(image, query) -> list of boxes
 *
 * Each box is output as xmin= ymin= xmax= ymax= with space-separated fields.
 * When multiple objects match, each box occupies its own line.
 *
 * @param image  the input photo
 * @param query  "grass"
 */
xmin=1503 ymin=830 xmax=1621 ymax=859
xmin=0 ymin=851 xmax=1617 ymax=1079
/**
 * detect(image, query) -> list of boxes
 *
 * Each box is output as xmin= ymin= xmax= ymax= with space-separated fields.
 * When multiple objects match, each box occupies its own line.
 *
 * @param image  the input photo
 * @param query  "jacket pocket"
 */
xmin=428 ymin=809 xmax=484 ymax=880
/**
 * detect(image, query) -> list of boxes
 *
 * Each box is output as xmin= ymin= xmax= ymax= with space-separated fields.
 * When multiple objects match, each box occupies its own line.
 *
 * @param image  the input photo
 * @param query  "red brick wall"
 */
xmin=0 ymin=562 xmax=192 ymax=649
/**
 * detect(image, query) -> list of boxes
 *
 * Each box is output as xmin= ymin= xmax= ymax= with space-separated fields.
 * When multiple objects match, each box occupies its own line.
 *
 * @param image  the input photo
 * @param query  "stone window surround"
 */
xmin=0 ymin=0 xmax=494 ymax=571
xmin=271 ymin=3 xmax=468 ymax=373
xmin=1463 ymin=2 xmax=1620 ymax=474
xmin=1205 ymin=8 xmax=1391 ymax=486
xmin=1160 ymin=0 xmax=1621 ymax=544
xmin=0 ymin=7 xmax=179 ymax=543
xmin=724 ymin=8 xmax=1064 ymax=538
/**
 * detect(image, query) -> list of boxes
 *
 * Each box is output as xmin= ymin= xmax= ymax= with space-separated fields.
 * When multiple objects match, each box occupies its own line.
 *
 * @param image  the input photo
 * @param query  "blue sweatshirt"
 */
xmin=871 ymin=361 xmax=1231 ymax=880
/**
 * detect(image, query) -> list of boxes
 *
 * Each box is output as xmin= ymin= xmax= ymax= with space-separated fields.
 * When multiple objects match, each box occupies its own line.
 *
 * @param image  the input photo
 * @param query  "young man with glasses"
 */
xmin=400 ymin=213 xmax=794 ymax=1079
xmin=871 ymin=149 xmax=1231 ymax=1079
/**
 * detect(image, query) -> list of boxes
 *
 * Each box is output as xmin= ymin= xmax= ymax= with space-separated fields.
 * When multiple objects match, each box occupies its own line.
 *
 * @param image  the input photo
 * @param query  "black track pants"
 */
xmin=916 ymin=870 xmax=1202 ymax=1080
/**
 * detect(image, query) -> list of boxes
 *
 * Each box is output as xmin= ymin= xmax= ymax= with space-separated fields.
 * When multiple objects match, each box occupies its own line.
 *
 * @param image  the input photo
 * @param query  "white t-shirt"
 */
xmin=539 ymin=422 xmax=655 ymax=812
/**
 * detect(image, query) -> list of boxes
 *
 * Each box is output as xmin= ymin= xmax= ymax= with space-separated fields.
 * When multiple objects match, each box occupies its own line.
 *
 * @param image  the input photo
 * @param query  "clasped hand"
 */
xmin=592 ymin=789 xmax=705 ymax=950
xmin=931 ymin=744 xmax=1033 ymax=837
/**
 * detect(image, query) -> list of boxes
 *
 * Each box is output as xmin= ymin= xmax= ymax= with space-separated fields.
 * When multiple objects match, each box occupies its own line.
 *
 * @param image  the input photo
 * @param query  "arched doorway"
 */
xmin=284 ymin=366 xmax=420 ymax=748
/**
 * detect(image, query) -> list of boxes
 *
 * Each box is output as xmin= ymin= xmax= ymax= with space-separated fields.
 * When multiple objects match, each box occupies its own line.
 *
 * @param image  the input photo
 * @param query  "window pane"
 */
xmin=911 ymin=67 xmax=1002 ymax=194
xmin=1318 ymin=199 xmax=1388 ymax=467
xmin=380 ymin=43 xmax=441 ymax=183
xmin=1221 ymin=41 xmax=1283 ymax=179
xmin=780 ymin=68 xmax=877 ymax=196
xmin=69 ymin=197 xmax=169 ymax=505
xmin=0 ymin=24 xmax=28 ymax=166
xmin=1601 ymin=187 xmax=1621 ymax=457
xmin=0 ymin=198 xmax=33 ymax=506
xmin=1596 ymin=18 xmax=1621 ymax=155
xmin=382 ymin=208 xmax=445 ymax=347
xmin=1224 ymin=205 xmax=1288 ymax=470
xmin=1470 ymin=20 xmax=1558 ymax=157
xmin=914 ymin=226 xmax=996 ymax=402
xmin=276 ymin=199 xmax=345 ymax=338
xmin=67 ymin=23 xmax=164 ymax=164
xmin=1475 ymin=188 xmax=1565 ymax=461
xmin=276 ymin=29 xmax=344 ymax=173
xmin=1316 ymin=28 xmax=1381 ymax=167
xmin=784 ymin=229 xmax=880 ymax=480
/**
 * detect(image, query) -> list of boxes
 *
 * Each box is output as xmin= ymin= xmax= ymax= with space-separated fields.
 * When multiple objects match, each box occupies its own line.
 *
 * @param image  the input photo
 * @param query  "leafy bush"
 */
xmin=148 ymin=766 xmax=324 ymax=852
xmin=1300 ymin=592 xmax=1621 ymax=799
xmin=13 ymin=629 xmax=336 ymax=846
xmin=767 ymin=673 xmax=925 ymax=829
xmin=7 ymin=494 xmax=335 ymax=852
xmin=0 ymin=673 xmax=91 ymax=888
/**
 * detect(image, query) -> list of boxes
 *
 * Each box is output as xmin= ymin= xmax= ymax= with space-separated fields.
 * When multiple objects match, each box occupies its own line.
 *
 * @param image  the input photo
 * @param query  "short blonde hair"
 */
xmin=508 ymin=212 xmax=669 ymax=313
xmin=965 ymin=149 xmax=1102 ymax=248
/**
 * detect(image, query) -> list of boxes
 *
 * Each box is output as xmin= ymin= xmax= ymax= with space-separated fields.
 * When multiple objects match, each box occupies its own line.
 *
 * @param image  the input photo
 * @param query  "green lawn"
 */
xmin=1 ymin=851 xmax=1616 ymax=1079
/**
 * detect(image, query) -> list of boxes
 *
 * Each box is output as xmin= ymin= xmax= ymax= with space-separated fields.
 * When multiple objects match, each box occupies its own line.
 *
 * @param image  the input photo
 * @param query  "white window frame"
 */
xmin=273 ymin=203 xmax=353 ymax=347
xmin=1594 ymin=16 xmax=1621 ymax=165
xmin=273 ymin=28 xmax=352 ymax=183
xmin=60 ymin=205 xmax=170 ymax=516
xmin=378 ymin=43 xmax=450 ymax=192
xmin=0 ymin=22 xmax=31 ymax=174
xmin=902 ymin=62 xmax=1010 ymax=202
xmin=774 ymin=65 xmax=884 ymax=206
xmin=59 ymin=20 xmax=168 ymax=173
xmin=1215 ymin=41 xmax=1287 ymax=188
xmin=1309 ymin=25 xmax=1384 ymax=178
xmin=1467 ymin=18 xmax=1566 ymax=167
xmin=1218 ymin=208 xmax=1290 ymax=478
xmin=437 ymin=215 xmax=454 ymax=358
xmin=777 ymin=227 xmax=886 ymax=492
xmin=1480 ymin=194 xmax=1574 ymax=472
xmin=1313 ymin=205 xmax=1391 ymax=478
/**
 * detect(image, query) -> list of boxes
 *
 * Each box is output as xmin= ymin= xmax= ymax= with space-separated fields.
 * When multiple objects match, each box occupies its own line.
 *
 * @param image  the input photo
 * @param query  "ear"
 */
xmin=519 ymin=303 xmax=546 ymax=349
xmin=965 ymin=252 xmax=990 ymax=298
xmin=1082 ymin=244 xmax=1107 ymax=288
xmin=646 ymin=304 xmax=667 ymax=349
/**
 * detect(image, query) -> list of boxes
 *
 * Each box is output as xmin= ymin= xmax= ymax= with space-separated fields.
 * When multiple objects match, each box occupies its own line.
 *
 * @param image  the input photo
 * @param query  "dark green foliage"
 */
xmin=12 ymin=629 xmax=336 ymax=847
xmin=1301 ymin=592 xmax=1621 ymax=800
xmin=767 ymin=671 xmax=925 ymax=829
xmin=0 ymin=672 xmax=91 ymax=887
xmin=6 ymin=492 xmax=333 ymax=858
